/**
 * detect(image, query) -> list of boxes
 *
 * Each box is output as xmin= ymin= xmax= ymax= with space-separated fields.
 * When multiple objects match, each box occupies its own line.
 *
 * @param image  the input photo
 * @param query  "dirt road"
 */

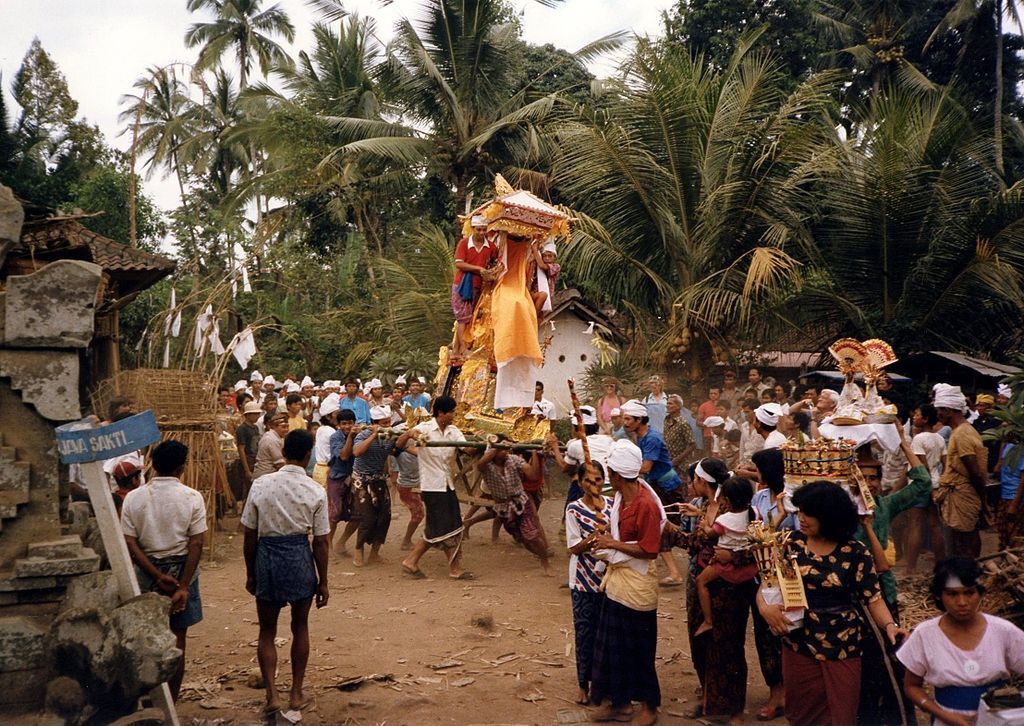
xmin=176 ymin=493 xmax=776 ymax=725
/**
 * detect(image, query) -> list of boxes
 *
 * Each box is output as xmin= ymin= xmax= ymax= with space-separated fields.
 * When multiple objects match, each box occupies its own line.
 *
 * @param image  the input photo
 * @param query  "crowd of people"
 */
xmin=99 ymin=362 xmax=1024 ymax=723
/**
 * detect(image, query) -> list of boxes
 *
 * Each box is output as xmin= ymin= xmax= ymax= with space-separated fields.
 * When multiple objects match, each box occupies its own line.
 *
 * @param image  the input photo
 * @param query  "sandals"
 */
xmin=401 ymin=564 xmax=427 ymax=579
xmin=449 ymin=571 xmax=476 ymax=580
xmin=659 ymin=577 xmax=684 ymax=588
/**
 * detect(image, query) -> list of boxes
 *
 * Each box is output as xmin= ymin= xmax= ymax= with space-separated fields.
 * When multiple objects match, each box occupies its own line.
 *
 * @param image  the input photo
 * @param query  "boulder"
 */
xmin=4 ymin=259 xmax=101 ymax=348
xmin=106 ymin=593 xmax=180 ymax=697
xmin=49 ymin=608 xmax=118 ymax=691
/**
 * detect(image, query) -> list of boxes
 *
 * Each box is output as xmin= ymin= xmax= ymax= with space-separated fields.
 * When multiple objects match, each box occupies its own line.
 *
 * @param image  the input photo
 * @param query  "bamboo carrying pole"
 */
xmin=420 ymin=440 xmax=564 ymax=452
xmin=567 ymin=379 xmax=606 ymax=527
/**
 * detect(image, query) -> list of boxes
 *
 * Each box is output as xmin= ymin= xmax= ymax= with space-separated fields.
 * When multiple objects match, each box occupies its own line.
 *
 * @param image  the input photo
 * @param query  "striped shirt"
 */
xmin=565 ymin=496 xmax=613 ymax=592
xmin=353 ymin=430 xmax=395 ymax=476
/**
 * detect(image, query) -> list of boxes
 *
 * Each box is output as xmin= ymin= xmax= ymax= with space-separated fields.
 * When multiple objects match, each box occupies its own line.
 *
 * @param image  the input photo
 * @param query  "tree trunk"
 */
xmin=995 ymin=0 xmax=1006 ymax=182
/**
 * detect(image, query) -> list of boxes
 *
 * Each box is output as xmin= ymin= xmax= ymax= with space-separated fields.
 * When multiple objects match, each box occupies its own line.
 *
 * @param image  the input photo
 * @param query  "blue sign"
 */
xmin=55 ymin=410 xmax=161 ymax=464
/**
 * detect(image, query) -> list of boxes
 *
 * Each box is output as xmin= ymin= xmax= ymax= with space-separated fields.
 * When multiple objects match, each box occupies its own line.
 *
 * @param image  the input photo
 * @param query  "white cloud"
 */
xmin=1 ymin=0 xmax=673 ymax=229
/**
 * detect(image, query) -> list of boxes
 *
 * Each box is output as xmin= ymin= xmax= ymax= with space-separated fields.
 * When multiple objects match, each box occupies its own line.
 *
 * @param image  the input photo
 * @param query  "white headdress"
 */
xmin=607 ymin=439 xmax=643 ymax=479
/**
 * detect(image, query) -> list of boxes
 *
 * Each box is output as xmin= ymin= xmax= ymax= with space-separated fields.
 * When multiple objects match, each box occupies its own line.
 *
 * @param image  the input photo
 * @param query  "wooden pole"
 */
xmin=81 ymin=463 xmax=180 ymax=725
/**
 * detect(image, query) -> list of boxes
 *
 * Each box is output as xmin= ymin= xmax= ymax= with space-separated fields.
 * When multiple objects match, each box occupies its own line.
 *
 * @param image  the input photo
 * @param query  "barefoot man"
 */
xmin=242 ymin=430 xmax=330 ymax=715
xmin=396 ymin=396 xmax=475 ymax=580
xmin=466 ymin=438 xmax=553 ymax=575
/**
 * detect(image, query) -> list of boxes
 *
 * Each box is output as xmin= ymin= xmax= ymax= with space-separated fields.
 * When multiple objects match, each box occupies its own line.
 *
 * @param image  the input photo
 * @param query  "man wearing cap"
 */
xmin=548 ymin=405 xmax=613 ymax=502
xmin=620 ymin=399 xmax=686 ymax=587
xmin=261 ymin=375 xmax=277 ymax=401
xmin=933 ymin=384 xmax=989 ymax=558
xmin=396 ymin=396 xmax=474 ymax=579
xmin=339 ymin=377 xmax=371 ymax=424
xmin=241 ymin=430 xmax=330 ymax=716
xmin=971 ymin=393 xmax=1000 ymax=473
xmin=312 ymin=394 xmax=340 ymax=488
xmin=235 ymin=401 xmax=264 ymax=499
xmin=350 ymin=405 xmax=397 ymax=567
xmin=249 ymin=371 xmax=265 ymax=404
xmin=253 ymin=412 xmax=288 ymax=481
xmin=589 ymin=439 xmax=665 ymax=725
xmin=754 ymin=403 xmax=788 ymax=449
xmin=452 ymin=216 xmax=499 ymax=359
xmin=111 ymin=460 xmax=142 ymax=514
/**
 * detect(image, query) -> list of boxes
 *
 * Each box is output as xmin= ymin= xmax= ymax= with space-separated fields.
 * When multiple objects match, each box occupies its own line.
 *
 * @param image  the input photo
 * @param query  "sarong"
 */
xmin=312 ymin=462 xmax=329 ymax=488
xmin=686 ymin=563 xmax=755 ymax=716
xmin=750 ymin=592 xmax=783 ymax=689
xmin=451 ymin=282 xmax=475 ymax=324
xmin=327 ymin=475 xmax=359 ymax=523
xmin=501 ymin=494 xmax=543 ymax=544
xmin=422 ymin=489 xmax=464 ymax=549
xmin=571 ymin=590 xmax=604 ymax=690
xmin=254 ymin=533 xmax=317 ymax=605
xmin=136 ymin=554 xmax=203 ymax=630
xmin=398 ymin=487 xmax=424 ymax=522
xmin=354 ymin=472 xmax=391 ymax=547
xmin=589 ymin=597 xmax=661 ymax=708
xmin=783 ymin=648 xmax=861 ymax=726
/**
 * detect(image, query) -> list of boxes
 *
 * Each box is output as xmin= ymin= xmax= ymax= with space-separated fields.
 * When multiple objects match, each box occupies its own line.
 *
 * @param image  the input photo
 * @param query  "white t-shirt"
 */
xmin=564 ymin=434 xmax=614 ymax=472
xmin=314 ymin=424 xmax=334 ymax=465
xmin=121 ymin=477 xmax=207 ymax=558
xmin=241 ymin=465 xmax=330 ymax=537
xmin=897 ymin=614 xmax=1024 ymax=718
xmin=712 ymin=510 xmax=751 ymax=550
xmin=911 ymin=431 xmax=946 ymax=487
xmin=413 ymin=419 xmax=465 ymax=492
xmin=764 ymin=430 xmax=787 ymax=449
xmin=533 ymin=398 xmax=557 ymax=421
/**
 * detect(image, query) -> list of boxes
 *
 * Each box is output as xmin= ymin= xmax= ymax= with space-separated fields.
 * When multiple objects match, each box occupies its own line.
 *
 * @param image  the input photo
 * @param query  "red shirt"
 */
xmin=454 ymin=236 xmax=497 ymax=290
xmin=697 ymin=400 xmax=718 ymax=439
xmin=618 ymin=486 xmax=662 ymax=555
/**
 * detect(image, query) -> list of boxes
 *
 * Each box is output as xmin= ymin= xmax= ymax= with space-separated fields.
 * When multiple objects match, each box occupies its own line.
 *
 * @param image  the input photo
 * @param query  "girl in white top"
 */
xmin=898 ymin=557 xmax=1024 ymax=726
xmin=693 ymin=476 xmax=759 ymax=637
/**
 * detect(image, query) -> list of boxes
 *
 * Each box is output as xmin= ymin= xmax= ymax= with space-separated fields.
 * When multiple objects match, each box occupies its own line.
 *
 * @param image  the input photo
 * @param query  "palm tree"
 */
xmin=814 ymin=0 xmax=936 ymax=103
xmin=119 ymin=66 xmax=197 ymax=209
xmin=926 ymin=0 xmax=1024 ymax=179
xmin=550 ymin=35 xmax=843 ymax=372
xmin=803 ymin=83 xmax=1024 ymax=356
xmin=184 ymin=0 xmax=295 ymax=89
xmin=179 ymin=68 xmax=248 ymax=198
xmin=323 ymin=0 xmax=623 ymax=213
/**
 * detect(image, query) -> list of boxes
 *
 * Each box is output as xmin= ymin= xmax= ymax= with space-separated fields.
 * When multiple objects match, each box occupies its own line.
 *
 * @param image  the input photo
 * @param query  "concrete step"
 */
xmin=13 ymin=549 xmax=99 ymax=578
xmin=0 ymin=459 xmax=30 ymax=490
xmin=0 ymin=446 xmax=15 ymax=462
xmin=27 ymin=536 xmax=84 ymax=560
xmin=0 ymin=615 xmax=48 ymax=672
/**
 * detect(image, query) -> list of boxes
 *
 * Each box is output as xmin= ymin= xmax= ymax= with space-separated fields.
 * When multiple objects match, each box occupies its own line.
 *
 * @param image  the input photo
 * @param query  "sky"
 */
xmin=0 ymin=0 xmax=673 ymax=218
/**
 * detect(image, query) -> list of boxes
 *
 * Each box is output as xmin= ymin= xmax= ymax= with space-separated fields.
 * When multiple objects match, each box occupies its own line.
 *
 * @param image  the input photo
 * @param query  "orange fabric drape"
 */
xmin=491 ymin=239 xmax=542 ymax=366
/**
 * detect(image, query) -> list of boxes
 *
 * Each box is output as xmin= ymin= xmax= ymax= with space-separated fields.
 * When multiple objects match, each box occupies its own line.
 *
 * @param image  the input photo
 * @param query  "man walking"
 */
xmin=396 ymin=396 xmax=473 ymax=579
xmin=121 ymin=440 xmax=206 ymax=700
xmin=241 ymin=430 xmax=330 ymax=716
xmin=933 ymin=384 xmax=989 ymax=558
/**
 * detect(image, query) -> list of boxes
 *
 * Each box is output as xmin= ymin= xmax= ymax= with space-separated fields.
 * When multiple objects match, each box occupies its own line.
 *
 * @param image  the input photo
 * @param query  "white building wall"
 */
xmin=536 ymin=309 xmax=615 ymax=416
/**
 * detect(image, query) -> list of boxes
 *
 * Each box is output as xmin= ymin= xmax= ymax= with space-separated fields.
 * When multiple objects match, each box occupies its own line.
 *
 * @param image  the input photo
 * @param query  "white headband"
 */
xmin=944 ymin=574 xmax=966 ymax=589
xmin=695 ymin=460 xmax=715 ymax=483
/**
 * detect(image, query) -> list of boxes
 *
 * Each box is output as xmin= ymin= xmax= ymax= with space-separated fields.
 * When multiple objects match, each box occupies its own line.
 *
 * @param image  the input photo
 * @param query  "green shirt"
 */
xmin=853 ymin=464 xmax=931 ymax=608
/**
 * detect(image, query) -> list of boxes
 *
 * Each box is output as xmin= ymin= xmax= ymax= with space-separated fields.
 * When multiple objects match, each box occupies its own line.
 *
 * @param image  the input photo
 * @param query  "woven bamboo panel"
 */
xmin=91 ymin=368 xmax=216 ymax=422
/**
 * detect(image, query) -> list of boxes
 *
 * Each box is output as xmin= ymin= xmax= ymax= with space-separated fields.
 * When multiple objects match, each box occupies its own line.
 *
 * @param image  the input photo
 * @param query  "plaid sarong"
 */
xmin=254 ymin=534 xmax=317 ymax=605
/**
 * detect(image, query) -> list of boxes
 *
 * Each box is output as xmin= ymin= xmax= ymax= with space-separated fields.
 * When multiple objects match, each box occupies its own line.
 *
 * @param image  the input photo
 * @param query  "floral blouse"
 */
xmin=783 ymin=532 xmax=881 ymax=661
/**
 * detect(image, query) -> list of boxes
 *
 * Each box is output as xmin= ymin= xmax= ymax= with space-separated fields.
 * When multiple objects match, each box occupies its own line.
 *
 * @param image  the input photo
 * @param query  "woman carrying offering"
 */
xmin=757 ymin=481 xmax=907 ymax=726
xmin=588 ymin=440 xmax=665 ymax=726
xmin=898 ymin=557 xmax=1024 ymax=726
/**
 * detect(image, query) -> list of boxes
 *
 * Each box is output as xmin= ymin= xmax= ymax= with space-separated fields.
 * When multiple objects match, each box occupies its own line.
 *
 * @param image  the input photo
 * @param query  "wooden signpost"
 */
xmin=56 ymin=411 xmax=180 ymax=726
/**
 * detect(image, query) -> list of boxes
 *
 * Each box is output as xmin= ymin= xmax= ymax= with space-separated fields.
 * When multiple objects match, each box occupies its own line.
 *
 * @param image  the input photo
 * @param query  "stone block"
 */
xmin=0 ymin=350 xmax=81 ymax=421
xmin=0 ymin=615 xmax=47 ymax=671
xmin=4 ymin=259 xmax=101 ymax=348
xmin=28 ymin=535 xmax=84 ymax=560
xmin=0 ymin=185 xmax=23 ymax=245
xmin=62 ymin=570 xmax=120 ymax=614
xmin=45 ymin=675 xmax=86 ymax=718
xmin=107 ymin=593 xmax=180 ymax=695
xmin=13 ymin=549 xmax=99 ymax=578
xmin=0 ymin=667 xmax=48 ymax=708
xmin=0 ymin=574 xmax=58 ymax=592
